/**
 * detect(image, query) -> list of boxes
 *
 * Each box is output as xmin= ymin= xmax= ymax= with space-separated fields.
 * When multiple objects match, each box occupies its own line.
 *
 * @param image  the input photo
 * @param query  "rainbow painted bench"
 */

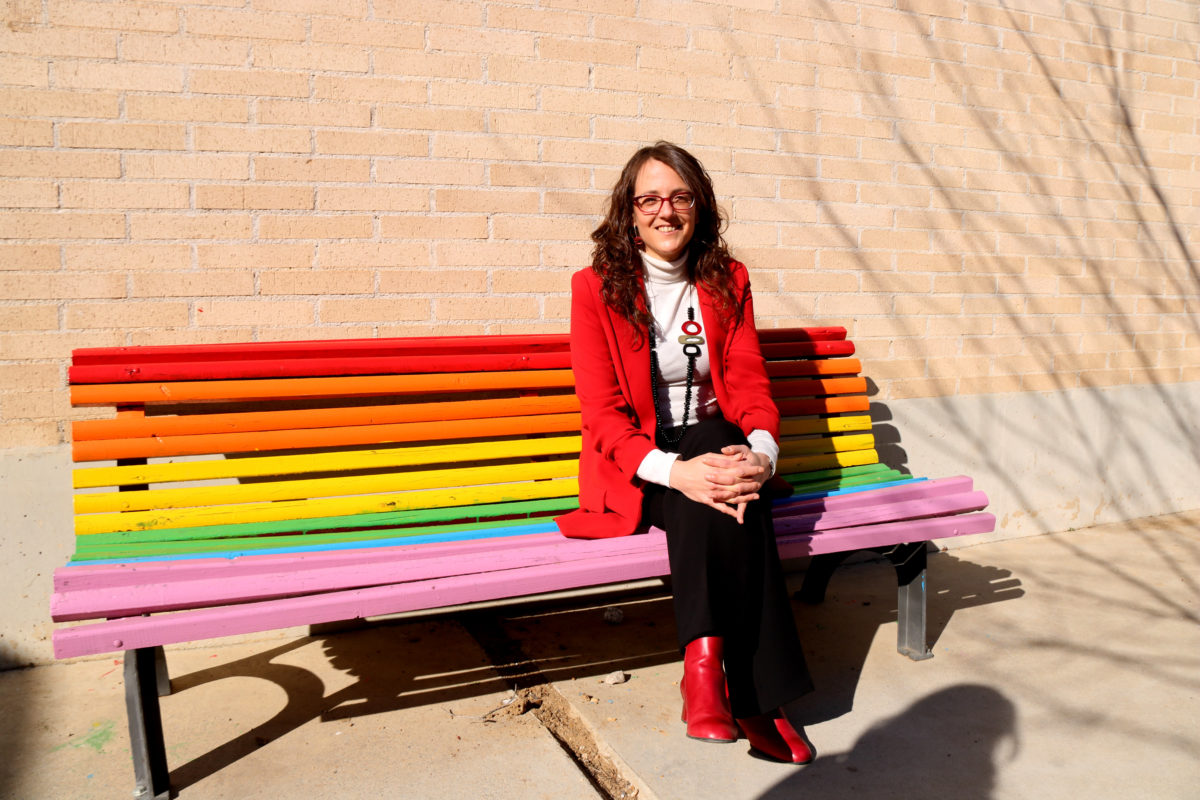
xmin=53 ymin=326 xmax=993 ymax=799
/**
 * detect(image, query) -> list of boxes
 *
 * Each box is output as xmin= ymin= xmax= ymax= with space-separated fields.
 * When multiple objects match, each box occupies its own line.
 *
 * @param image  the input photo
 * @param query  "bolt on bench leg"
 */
xmin=888 ymin=543 xmax=932 ymax=661
xmin=125 ymin=647 xmax=170 ymax=800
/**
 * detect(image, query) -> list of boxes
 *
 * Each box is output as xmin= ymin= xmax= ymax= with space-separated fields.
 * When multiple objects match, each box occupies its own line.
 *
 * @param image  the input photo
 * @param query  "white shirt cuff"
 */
xmin=636 ymin=448 xmax=680 ymax=488
xmin=747 ymin=429 xmax=779 ymax=479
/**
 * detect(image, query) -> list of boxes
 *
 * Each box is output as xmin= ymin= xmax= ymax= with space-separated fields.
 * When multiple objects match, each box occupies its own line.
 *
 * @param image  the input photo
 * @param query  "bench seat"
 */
xmin=55 ymin=326 xmax=993 ymax=658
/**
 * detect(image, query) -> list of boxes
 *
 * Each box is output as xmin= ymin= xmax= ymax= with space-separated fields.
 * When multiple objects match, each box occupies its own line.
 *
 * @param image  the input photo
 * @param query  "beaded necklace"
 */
xmin=648 ymin=289 xmax=704 ymax=447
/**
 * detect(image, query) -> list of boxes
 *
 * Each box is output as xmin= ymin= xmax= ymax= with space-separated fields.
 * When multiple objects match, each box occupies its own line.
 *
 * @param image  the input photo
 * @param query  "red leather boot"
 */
xmin=736 ymin=714 xmax=815 ymax=764
xmin=679 ymin=637 xmax=737 ymax=742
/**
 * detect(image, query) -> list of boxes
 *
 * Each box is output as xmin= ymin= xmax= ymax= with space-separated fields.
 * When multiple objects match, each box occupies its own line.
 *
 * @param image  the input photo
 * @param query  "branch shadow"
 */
xmin=726 ymin=0 xmax=1200 ymax=670
xmin=164 ymin=617 xmax=512 ymax=793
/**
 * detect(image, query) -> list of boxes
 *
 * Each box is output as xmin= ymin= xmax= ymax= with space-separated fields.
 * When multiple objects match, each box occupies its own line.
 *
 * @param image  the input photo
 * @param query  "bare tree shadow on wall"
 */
xmin=725 ymin=0 xmax=1200 ymax=526
xmin=719 ymin=0 xmax=1200 ymax=651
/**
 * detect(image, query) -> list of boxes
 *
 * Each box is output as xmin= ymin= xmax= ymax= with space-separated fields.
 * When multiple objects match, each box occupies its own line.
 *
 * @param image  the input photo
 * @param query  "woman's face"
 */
xmin=631 ymin=158 xmax=696 ymax=263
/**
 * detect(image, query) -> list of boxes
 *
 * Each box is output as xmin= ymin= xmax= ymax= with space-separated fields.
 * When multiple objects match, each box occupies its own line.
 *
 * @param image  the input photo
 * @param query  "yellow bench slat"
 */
xmin=73 ymin=435 xmax=584 ymax=489
xmin=75 ymin=459 xmax=580 ymax=516
xmin=75 ymin=476 xmax=581 ymax=536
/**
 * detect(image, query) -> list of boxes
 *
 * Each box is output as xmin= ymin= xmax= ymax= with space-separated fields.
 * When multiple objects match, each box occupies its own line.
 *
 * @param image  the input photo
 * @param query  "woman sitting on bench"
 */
xmin=557 ymin=141 xmax=816 ymax=764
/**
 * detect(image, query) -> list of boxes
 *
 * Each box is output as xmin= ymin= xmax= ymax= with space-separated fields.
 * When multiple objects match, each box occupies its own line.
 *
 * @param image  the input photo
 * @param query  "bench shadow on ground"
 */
xmin=163 ymin=550 xmax=1022 ymax=792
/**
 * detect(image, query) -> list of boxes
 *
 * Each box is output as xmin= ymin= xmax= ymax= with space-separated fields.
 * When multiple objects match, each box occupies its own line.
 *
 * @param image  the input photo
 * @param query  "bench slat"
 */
xmin=781 ymin=431 xmax=874 ymax=456
xmin=69 ymin=326 xmax=845 ymax=369
xmin=58 ymin=526 xmax=606 ymax=593
xmin=775 ymin=396 xmax=870 ymax=415
xmin=777 ymin=448 xmax=879 ymax=475
xmin=75 ymin=475 xmax=580 ymax=536
xmin=70 ymin=499 xmax=580 ymax=562
xmin=72 ymin=395 xmax=581 ymax=442
xmin=756 ymin=326 xmax=847 ymax=343
xmin=71 ymin=332 xmax=573 ymax=366
xmin=780 ymin=414 xmax=872 ymax=436
xmin=74 ymin=412 xmax=872 ymax=475
xmin=71 ymin=356 xmax=859 ymax=407
xmin=70 ymin=369 xmax=578 ymax=407
xmin=770 ymin=377 xmax=867 ymax=398
xmin=74 ymin=341 xmax=856 ymax=384
xmin=73 ymin=517 xmax=567 ymax=563
xmin=73 ymin=411 xmax=583 ymax=461
xmin=76 ymin=458 xmax=581 ymax=515
xmin=776 ymin=475 xmax=975 ymax=513
xmin=69 ymin=350 xmax=574 ymax=384
xmin=75 ymin=435 xmax=584 ymax=489
xmin=73 ymin=496 xmax=575 ymax=549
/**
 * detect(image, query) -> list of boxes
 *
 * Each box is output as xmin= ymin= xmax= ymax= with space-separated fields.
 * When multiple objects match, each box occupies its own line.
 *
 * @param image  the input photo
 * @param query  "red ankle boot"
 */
xmin=679 ymin=637 xmax=737 ymax=742
xmin=735 ymin=714 xmax=814 ymax=764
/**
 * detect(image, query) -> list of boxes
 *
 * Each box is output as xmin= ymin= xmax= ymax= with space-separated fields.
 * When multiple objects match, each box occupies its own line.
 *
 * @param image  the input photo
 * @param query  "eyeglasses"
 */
xmin=632 ymin=191 xmax=696 ymax=214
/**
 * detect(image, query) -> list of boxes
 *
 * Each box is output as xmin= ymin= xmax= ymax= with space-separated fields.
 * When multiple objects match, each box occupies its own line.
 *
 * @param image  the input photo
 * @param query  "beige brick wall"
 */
xmin=2 ymin=0 xmax=1198 ymax=446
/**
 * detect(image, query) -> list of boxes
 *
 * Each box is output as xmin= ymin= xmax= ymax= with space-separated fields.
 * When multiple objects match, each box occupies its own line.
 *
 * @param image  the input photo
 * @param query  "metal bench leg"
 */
xmin=888 ymin=543 xmax=933 ymax=661
xmin=125 ymin=647 xmax=170 ymax=800
xmin=796 ymin=551 xmax=855 ymax=604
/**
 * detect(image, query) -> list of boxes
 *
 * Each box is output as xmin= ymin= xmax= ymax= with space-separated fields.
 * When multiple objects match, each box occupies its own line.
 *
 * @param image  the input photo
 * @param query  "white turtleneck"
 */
xmin=636 ymin=251 xmax=779 ymax=488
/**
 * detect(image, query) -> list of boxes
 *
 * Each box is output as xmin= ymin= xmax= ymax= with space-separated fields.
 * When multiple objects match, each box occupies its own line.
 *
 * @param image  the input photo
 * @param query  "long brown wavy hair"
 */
xmin=591 ymin=141 xmax=742 ymax=343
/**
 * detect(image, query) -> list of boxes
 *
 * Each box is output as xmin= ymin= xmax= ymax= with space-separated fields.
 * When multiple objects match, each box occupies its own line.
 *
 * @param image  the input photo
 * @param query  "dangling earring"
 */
xmin=631 ymin=226 xmax=644 ymax=250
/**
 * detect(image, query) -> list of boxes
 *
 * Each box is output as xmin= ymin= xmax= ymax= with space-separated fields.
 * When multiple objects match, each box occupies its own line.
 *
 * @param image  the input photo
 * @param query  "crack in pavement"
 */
xmin=460 ymin=610 xmax=642 ymax=800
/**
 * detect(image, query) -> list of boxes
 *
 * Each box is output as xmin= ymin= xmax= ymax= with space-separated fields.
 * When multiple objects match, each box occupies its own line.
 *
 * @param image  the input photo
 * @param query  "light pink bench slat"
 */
xmin=774 ymin=476 xmax=975 ymax=514
xmin=53 ymin=483 xmax=987 ymax=621
xmin=52 ymin=530 xmax=564 ymax=593
xmin=52 ymin=512 xmax=995 ymax=659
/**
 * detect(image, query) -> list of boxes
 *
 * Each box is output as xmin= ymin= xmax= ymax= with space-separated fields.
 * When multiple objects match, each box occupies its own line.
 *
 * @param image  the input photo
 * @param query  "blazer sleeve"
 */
xmin=718 ymin=263 xmax=780 ymax=441
xmin=569 ymin=268 xmax=656 ymax=479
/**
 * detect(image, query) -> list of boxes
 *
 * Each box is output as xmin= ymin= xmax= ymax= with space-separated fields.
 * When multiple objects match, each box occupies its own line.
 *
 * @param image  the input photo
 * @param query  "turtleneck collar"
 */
xmin=641 ymin=251 xmax=690 ymax=284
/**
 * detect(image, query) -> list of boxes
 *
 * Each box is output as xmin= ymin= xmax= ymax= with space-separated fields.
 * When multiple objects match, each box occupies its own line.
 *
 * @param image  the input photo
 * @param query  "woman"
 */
xmin=556 ymin=142 xmax=815 ymax=764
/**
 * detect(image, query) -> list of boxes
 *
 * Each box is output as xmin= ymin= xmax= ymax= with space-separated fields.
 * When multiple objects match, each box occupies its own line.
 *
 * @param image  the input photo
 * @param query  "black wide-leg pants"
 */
xmin=643 ymin=417 xmax=814 ymax=718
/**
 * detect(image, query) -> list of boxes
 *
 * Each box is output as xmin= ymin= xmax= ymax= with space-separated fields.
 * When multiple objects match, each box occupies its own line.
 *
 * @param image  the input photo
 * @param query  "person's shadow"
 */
xmin=786 ymin=550 xmax=1024 ymax=726
xmin=763 ymin=684 xmax=1019 ymax=800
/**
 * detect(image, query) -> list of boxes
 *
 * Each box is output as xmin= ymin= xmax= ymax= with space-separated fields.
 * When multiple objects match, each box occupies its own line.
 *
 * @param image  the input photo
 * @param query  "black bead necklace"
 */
xmin=649 ymin=298 xmax=705 ymax=447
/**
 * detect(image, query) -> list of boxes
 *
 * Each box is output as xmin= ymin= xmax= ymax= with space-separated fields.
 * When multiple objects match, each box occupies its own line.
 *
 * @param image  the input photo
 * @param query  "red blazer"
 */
xmin=555 ymin=261 xmax=780 ymax=539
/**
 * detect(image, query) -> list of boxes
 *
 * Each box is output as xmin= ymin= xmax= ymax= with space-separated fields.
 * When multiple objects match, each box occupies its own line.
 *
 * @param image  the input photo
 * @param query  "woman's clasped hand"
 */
xmin=667 ymin=445 xmax=770 ymax=524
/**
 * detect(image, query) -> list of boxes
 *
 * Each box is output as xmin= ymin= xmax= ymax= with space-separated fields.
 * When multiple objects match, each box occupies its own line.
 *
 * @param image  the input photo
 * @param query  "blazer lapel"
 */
xmin=603 ymin=288 xmax=654 ymax=434
xmin=697 ymin=281 xmax=726 ymax=390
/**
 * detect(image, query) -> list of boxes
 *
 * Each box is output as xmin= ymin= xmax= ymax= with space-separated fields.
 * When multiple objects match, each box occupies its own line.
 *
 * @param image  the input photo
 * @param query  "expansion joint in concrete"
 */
xmin=460 ymin=611 xmax=645 ymax=800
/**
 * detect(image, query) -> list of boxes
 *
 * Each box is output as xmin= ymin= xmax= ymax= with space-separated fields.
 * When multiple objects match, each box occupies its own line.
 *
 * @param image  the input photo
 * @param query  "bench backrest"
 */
xmin=67 ymin=326 xmax=909 ymax=565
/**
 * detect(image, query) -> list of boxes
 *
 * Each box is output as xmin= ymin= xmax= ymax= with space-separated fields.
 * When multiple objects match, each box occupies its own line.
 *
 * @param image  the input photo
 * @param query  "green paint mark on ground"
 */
xmin=52 ymin=719 xmax=115 ymax=754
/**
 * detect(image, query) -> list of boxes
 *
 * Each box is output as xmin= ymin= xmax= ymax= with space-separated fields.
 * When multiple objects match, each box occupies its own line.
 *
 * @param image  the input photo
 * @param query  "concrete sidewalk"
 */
xmin=4 ymin=511 xmax=1198 ymax=799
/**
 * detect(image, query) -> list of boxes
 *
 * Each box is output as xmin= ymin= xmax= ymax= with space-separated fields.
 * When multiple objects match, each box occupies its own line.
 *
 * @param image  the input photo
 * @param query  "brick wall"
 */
xmin=2 ymin=0 xmax=1198 ymax=447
